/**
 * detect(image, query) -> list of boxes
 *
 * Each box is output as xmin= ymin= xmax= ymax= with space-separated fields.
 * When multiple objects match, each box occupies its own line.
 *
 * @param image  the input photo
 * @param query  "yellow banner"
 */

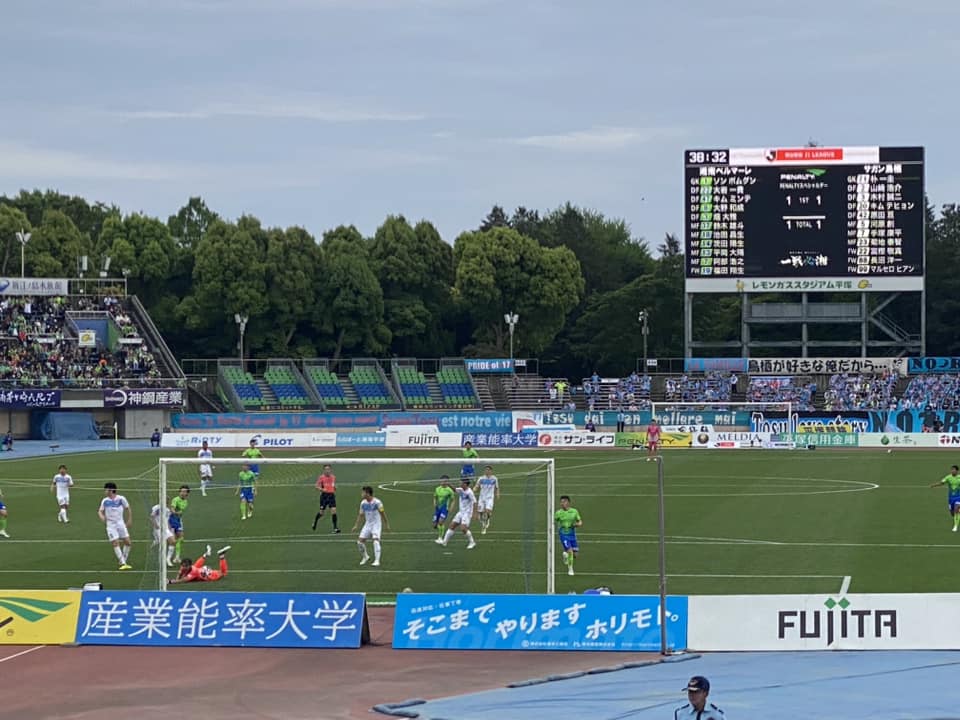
xmin=0 ymin=590 xmax=81 ymax=645
xmin=615 ymin=432 xmax=692 ymax=448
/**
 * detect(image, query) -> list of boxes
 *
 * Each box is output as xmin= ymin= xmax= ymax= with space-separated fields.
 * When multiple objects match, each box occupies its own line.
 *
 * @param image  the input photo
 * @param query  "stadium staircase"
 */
xmin=484 ymin=377 xmax=510 ymax=410
xmin=255 ymin=378 xmax=280 ymax=406
xmin=472 ymin=377 xmax=498 ymax=410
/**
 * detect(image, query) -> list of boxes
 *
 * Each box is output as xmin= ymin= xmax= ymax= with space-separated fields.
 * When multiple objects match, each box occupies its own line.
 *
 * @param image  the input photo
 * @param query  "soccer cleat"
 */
xmin=166 ymin=559 xmax=174 ymax=567
xmin=204 ymin=544 xmax=212 ymax=557
xmin=173 ymin=556 xmax=181 ymax=564
xmin=371 ymin=560 xmax=380 ymax=567
xmin=0 ymin=530 xmax=9 ymax=538
xmin=466 ymin=541 xmax=477 ymax=550
xmin=434 ymin=538 xmax=446 ymax=546
xmin=241 ymin=516 xmax=247 ymax=521
xmin=481 ymin=527 xmax=487 ymax=535
xmin=332 ymin=528 xmax=341 ymax=534
xmin=953 ymin=527 xmax=958 ymax=533
xmin=119 ymin=564 xmax=132 ymax=570
xmin=64 ymin=518 xmax=69 ymax=524
xmin=359 ymin=555 xmax=369 ymax=565
xmin=568 ymin=566 xmax=575 ymax=576
xmin=216 ymin=546 xmax=231 ymax=556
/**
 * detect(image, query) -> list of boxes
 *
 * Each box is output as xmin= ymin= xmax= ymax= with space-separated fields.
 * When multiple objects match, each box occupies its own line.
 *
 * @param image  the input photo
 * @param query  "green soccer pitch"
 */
xmin=0 ymin=447 xmax=957 ymax=600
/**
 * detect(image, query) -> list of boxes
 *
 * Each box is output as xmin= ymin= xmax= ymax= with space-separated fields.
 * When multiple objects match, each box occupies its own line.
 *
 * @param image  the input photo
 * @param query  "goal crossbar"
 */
xmin=157 ymin=456 xmax=556 ymax=594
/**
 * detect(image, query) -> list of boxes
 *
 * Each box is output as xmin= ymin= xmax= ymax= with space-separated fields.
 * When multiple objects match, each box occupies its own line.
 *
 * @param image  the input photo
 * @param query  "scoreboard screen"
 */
xmin=684 ymin=146 xmax=924 ymax=293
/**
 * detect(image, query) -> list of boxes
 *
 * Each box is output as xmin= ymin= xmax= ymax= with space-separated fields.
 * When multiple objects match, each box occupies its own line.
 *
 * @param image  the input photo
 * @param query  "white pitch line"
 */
xmin=839 ymin=575 xmax=852 ymax=596
xmin=0 ymin=645 xmax=44 ymax=664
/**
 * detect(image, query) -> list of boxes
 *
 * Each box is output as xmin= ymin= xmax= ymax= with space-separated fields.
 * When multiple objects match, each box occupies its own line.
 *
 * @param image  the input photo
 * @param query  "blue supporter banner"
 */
xmin=0 ymin=389 xmax=60 ymax=408
xmin=460 ymin=432 xmax=539 ymax=448
xmin=393 ymin=593 xmax=688 ymax=651
xmin=524 ymin=409 xmax=751 ymax=429
xmin=172 ymin=411 xmax=514 ymax=432
xmin=335 ymin=433 xmax=386 ymax=447
xmin=907 ymin=357 xmax=960 ymax=374
xmin=465 ymin=358 xmax=515 ymax=373
xmin=751 ymin=409 xmax=960 ymax=434
xmin=75 ymin=591 xmax=366 ymax=648
xmin=683 ymin=358 xmax=749 ymax=372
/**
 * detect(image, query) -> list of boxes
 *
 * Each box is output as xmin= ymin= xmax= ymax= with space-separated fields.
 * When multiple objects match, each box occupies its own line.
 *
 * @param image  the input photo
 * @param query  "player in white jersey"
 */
xmin=436 ymin=478 xmax=477 ymax=549
xmin=98 ymin=482 xmax=133 ymax=570
xmin=351 ymin=486 xmax=389 ymax=567
xmin=197 ymin=441 xmax=214 ymax=496
xmin=473 ymin=465 xmax=500 ymax=535
xmin=150 ymin=503 xmax=178 ymax=565
xmin=50 ymin=464 xmax=74 ymax=523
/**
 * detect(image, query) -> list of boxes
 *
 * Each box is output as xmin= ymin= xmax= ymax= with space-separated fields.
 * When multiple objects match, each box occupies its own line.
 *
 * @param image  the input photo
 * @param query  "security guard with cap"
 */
xmin=674 ymin=676 xmax=725 ymax=719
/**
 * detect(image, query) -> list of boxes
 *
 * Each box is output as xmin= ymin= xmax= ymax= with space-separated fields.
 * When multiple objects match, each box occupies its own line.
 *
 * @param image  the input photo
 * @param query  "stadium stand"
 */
xmin=900 ymin=374 xmax=960 ymax=411
xmin=436 ymin=363 xmax=480 ymax=408
xmin=582 ymin=372 xmax=652 ymax=411
xmin=391 ymin=360 xmax=432 ymax=407
xmin=348 ymin=360 xmax=400 ymax=408
xmin=0 ymin=294 xmax=172 ymax=387
xmin=303 ymin=362 xmax=349 ymax=408
xmin=262 ymin=363 xmax=317 ymax=408
xmin=663 ymin=371 xmax=734 ymax=403
xmin=219 ymin=365 xmax=265 ymax=409
xmin=823 ymin=372 xmax=899 ymax=411
xmin=747 ymin=375 xmax=817 ymax=411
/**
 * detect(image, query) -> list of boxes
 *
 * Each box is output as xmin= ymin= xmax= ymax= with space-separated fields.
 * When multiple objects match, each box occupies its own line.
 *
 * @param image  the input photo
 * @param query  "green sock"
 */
xmin=0 ymin=517 xmax=6 ymax=531
xmin=437 ymin=525 xmax=444 ymax=538
xmin=240 ymin=501 xmax=247 ymax=518
xmin=954 ymin=514 xmax=960 ymax=529
xmin=175 ymin=538 xmax=183 ymax=557
xmin=569 ymin=553 xmax=575 ymax=567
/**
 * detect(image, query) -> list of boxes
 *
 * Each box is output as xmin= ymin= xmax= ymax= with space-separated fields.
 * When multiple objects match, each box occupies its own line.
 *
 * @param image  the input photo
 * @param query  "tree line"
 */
xmin=1 ymin=190 xmax=958 ymax=378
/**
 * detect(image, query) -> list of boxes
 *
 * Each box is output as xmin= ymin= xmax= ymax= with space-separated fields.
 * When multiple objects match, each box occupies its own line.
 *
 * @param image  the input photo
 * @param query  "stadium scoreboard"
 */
xmin=684 ymin=146 xmax=924 ymax=293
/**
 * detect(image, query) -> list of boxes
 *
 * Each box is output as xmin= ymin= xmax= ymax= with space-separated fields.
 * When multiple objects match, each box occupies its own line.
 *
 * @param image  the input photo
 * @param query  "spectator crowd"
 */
xmin=0 ymin=295 xmax=164 ymax=388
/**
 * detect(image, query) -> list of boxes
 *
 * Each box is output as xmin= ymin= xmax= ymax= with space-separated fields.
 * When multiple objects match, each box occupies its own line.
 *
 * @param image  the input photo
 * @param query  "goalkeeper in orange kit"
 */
xmin=169 ymin=544 xmax=231 ymax=584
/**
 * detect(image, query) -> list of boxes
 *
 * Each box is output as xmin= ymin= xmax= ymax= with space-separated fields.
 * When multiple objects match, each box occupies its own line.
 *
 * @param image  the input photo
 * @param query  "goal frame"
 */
xmin=650 ymin=401 xmax=792 ymax=427
xmin=158 ymin=456 xmax=557 ymax=594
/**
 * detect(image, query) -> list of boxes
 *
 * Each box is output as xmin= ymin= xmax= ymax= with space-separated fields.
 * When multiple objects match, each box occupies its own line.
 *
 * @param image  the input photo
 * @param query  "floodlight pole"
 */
xmin=638 ymin=309 xmax=650 ymax=370
xmin=234 ymin=313 xmax=249 ymax=369
xmin=504 ymin=312 xmax=519 ymax=361
xmin=15 ymin=229 xmax=31 ymax=278
xmin=653 ymin=453 xmax=669 ymax=655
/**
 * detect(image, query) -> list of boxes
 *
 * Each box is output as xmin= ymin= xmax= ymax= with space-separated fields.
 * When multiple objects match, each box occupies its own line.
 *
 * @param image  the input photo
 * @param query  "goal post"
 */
xmin=157 ymin=456 xmax=556 ymax=595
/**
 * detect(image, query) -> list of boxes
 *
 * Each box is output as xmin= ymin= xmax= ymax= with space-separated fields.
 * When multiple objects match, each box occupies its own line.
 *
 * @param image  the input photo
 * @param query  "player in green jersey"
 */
xmin=236 ymin=464 xmax=257 ymax=520
xmin=555 ymin=495 xmax=582 ymax=576
xmin=929 ymin=464 xmax=960 ymax=531
xmin=168 ymin=485 xmax=190 ymax=563
xmin=461 ymin=442 xmax=479 ymax=480
xmin=242 ymin=439 xmax=264 ymax=478
xmin=432 ymin=475 xmax=456 ymax=539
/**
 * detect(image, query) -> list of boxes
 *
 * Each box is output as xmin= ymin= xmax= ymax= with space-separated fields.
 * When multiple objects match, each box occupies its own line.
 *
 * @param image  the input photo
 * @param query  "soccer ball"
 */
xmin=401 ymin=587 xmax=413 ymax=593
xmin=887 ymin=449 xmax=893 ymax=454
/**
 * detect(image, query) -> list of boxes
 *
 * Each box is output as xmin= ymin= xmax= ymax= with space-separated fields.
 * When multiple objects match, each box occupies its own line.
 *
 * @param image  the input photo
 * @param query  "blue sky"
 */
xmin=1 ymin=0 xmax=957 ymax=248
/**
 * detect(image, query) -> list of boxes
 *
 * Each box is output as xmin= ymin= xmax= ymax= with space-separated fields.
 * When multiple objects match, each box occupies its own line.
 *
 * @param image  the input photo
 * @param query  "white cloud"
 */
xmin=0 ymin=142 xmax=187 ymax=182
xmin=508 ymin=126 xmax=689 ymax=152
xmin=113 ymin=96 xmax=426 ymax=124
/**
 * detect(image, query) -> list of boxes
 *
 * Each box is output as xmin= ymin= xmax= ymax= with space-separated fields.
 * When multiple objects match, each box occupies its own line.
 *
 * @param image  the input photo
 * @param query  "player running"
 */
xmin=51 ymin=464 xmax=74 ymax=523
xmin=242 ymin=439 xmax=263 ymax=478
xmin=0 ymin=487 xmax=9 ymax=538
xmin=555 ymin=495 xmax=583 ymax=576
xmin=313 ymin=464 xmax=340 ymax=533
xmin=98 ymin=482 xmax=132 ymax=570
xmin=150 ymin=502 xmax=178 ymax=565
xmin=236 ymin=463 xmax=257 ymax=520
xmin=169 ymin=544 xmax=231 ymax=584
xmin=433 ymin=475 xmax=455 ymax=539
xmin=929 ymin=464 xmax=960 ymax=532
xmin=197 ymin=441 xmax=214 ymax=496
xmin=474 ymin=465 xmax=500 ymax=535
xmin=351 ymin=486 xmax=389 ymax=567
xmin=646 ymin=419 xmax=661 ymax=460
xmin=169 ymin=485 xmax=190 ymax=562
xmin=436 ymin=478 xmax=477 ymax=549
xmin=461 ymin=441 xmax=479 ymax=480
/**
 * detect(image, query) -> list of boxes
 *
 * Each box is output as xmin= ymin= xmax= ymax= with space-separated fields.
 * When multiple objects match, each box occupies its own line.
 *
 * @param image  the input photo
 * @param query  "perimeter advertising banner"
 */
xmin=0 ymin=590 xmax=82 ymax=644
xmin=393 ymin=593 xmax=688 ymax=651
xmin=688 ymin=593 xmax=960 ymax=650
xmin=614 ymin=432 xmax=692 ymax=448
xmin=160 ymin=432 xmax=338 ymax=449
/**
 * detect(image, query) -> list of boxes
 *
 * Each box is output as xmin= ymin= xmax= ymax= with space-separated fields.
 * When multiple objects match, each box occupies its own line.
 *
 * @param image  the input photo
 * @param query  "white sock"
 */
xmin=58 ymin=509 xmax=65 ymax=521
xmin=167 ymin=545 xmax=175 ymax=562
xmin=201 ymin=478 xmax=209 ymax=493
xmin=357 ymin=541 xmax=368 ymax=558
xmin=465 ymin=531 xmax=474 ymax=544
xmin=62 ymin=510 xmax=68 ymax=522
xmin=373 ymin=540 xmax=381 ymax=562
xmin=442 ymin=529 xmax=453 ymax=544
xmin=113 ymin=546 xmax=124 ymax=562
xmin=121 ymin=544 xmax=130 ymax=562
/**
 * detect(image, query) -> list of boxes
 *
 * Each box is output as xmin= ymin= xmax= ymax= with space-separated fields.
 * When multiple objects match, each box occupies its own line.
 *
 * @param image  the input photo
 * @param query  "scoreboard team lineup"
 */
xmin=683 ymin=146 xmax=925 ymax=293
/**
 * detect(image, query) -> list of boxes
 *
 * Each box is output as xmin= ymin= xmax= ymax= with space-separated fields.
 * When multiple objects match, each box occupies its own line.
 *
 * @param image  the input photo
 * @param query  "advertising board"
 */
xmin=0 ymin=590 xmax=82 ymax=645
xmin=536 ymin=431 xmax=615 ymax=448
xmin=159 ymin=433 xmax=337 ymax=449
xmin=384 ymin=426 xmax=463 ymax=448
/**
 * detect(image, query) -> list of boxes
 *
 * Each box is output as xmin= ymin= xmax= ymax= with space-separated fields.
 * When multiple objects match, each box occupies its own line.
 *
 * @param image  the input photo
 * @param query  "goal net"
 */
xmin=155 ymin=456 xmax=556 ymax=597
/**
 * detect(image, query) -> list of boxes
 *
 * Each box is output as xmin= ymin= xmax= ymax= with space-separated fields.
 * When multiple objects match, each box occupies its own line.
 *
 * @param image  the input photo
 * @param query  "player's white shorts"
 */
xmin=452 ymin=510 xmax=473 ymax=527
xmin=478 ymin=496 xmax=495 ymax=513
xmin=56 ymin=492 xmax=70 ymax=506
xmin=359 ymin=522 xmax=382 ymax=540
xmin=200 ymin=467 xmax=213 ymax=478
xmin=106 ymin=521 xmax=130 ymax=542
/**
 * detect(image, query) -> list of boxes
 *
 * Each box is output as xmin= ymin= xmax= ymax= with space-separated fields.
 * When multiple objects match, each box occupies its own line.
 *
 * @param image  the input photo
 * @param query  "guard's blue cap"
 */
xmin=683 ymin=676 xmax=709 ymax=692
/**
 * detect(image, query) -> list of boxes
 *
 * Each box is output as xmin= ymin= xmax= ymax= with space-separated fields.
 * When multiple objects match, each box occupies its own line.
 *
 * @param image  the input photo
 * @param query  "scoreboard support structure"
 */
xmin=683 ymin=146 xmax=925 ymax=359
